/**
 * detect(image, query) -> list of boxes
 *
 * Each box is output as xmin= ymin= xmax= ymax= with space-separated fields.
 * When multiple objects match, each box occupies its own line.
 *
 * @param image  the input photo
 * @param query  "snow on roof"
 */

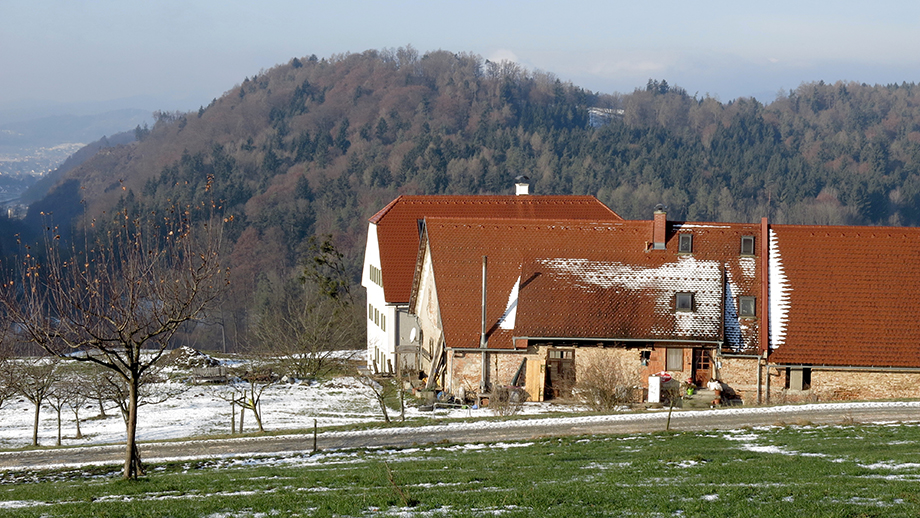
xmin=521 ymin=256 xmax=724 ymax=340
xmin=497 ymin=276 xmax=520 ymax=331
xmin=768 ymin=229 xmax=791 ymax=350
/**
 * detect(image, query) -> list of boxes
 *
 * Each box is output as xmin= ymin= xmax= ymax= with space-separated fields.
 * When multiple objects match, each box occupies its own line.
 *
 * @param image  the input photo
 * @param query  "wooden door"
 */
xmin=525 ymin=358 xmax=545 ymax=402
xmin=544 ymin=349 xmax=576 ymax=399
xmin=691 ymin=348 xmax=711 ymax=386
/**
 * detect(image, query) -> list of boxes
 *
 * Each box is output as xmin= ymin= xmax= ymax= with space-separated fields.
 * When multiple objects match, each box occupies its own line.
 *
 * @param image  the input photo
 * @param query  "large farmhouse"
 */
xmin=365 ymin=191 xmax=920 ymax=403
xmin=361 ymin=183 xmax=620 ymax=375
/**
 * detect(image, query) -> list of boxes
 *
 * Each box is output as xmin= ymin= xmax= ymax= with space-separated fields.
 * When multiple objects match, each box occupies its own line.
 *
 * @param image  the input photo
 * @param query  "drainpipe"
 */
xmin=764 ymin=356 xmax=772 ymax=403
xmin=480 ymin=256 xmax=489 ymax=393
xmin=760 ymin=216 xmax=770 ymax=404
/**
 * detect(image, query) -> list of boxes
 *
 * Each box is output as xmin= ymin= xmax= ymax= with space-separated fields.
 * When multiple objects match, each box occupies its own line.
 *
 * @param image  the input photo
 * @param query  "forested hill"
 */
xmin=16 ymin=47 xmax=920 ymax=349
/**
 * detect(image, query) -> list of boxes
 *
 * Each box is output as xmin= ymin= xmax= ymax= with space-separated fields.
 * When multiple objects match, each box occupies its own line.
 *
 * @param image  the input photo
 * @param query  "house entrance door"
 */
xmin=691 ymin=348 xmax=712 ymax=387
xmin=544 ymin=349 xmax=575 ymax=400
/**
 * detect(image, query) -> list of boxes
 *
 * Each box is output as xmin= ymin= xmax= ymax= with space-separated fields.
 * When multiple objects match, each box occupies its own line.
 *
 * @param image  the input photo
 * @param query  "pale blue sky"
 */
xmin=2 ymin=0 xmax=919 ymax=113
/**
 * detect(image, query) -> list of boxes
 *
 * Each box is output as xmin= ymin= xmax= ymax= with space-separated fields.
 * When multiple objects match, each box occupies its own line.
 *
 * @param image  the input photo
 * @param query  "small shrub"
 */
xmin=575 ymin=356 xmax=641 ymax=411
xmin=490 ymin=386 xmax=529 ymax=416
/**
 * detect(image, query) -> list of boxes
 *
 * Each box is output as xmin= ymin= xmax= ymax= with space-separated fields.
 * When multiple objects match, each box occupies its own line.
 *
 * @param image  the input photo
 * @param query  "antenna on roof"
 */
xmin=515 ymin=175 xmax=530 ymax=196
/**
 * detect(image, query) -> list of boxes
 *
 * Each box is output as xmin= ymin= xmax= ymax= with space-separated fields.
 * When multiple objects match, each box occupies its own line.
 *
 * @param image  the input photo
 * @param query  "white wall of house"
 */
xmin=362 ymin=223 xmax=392 ymax=371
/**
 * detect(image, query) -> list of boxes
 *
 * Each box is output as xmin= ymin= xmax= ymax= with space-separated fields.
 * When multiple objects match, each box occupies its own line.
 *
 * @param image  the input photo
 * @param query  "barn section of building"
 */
xmin=406 ymin=208 xmax=920 ymax=404
xmin=763 ymin=224 xmax=920 ymax=401
xmin=410 ymin=212 xmax=766 ymax=402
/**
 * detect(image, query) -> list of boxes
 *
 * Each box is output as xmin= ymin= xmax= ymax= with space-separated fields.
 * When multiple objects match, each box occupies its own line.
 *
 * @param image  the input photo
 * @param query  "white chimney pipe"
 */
xmin=514 ymin=175 xmax=530 ymax=195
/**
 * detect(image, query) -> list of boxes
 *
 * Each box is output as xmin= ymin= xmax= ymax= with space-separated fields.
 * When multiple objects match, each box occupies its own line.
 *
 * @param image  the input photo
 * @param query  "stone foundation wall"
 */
xmin=446 ymin=350 xmax=534 ymax=398
xmin=717 ymin=357 xmax=761 ymax=404
xmin=766 ymin=367 xmax=920 ymax=403
xmin=445 ymin=346 xmax=920 ymax=405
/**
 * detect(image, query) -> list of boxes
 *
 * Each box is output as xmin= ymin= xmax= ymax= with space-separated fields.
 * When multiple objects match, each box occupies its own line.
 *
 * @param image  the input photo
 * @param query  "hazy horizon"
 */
xmin=3 ymin=0 xmax=919 ymax=118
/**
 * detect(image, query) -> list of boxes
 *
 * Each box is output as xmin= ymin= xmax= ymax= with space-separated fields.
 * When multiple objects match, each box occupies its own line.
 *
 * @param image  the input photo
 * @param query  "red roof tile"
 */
xmin=370 ymin=195 xmax=620 ymax=304
xmin=768 ymin=225 xmax=920 ymax=368
xmin=420 ymin=218 xmax=762 ymax=352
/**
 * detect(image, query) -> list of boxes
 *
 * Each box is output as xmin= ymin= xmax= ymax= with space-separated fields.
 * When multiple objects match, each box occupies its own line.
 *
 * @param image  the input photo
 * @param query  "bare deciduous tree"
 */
xmin=255 ymin=284 xmax=361 ymax=380
xmin=2 ymin=206 xmax=228 ymax=478
xmin=61 ymin=372 xmax=90 ymax=440
xmin=357 ymin=373 xmax=393 ymax=423
xmin=221 ymin=364 xmax=277 ymax=433
xmin=9 ymin=355 xmax=60 ymax=446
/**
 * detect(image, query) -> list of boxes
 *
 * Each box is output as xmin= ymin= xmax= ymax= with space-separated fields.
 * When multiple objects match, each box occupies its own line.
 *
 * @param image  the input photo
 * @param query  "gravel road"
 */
xmin=2 ymin=402 xmax=918 ymax=472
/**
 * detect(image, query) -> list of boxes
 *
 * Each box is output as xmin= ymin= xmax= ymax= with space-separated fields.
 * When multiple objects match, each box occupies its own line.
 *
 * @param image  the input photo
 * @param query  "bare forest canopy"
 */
xmin=6 ymin=47 xmax=920 ymax=351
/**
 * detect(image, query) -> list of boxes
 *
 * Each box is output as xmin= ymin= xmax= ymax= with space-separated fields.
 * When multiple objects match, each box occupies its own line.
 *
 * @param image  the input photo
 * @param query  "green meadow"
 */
xmin=2 ymin=423 xmax=919 ymax=517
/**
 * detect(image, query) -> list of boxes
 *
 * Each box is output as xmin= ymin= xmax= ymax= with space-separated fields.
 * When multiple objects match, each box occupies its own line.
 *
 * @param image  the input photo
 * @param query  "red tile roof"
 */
xmin=420 ymin=218 xmax=762 ymax=352
xmin=370 ymin=195 xmax=620 ymax=304
xmin=768 ymin=225 xmax=920 ymax=368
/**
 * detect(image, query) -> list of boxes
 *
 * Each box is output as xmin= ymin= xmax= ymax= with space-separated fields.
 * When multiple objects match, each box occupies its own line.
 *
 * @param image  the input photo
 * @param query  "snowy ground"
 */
xmin=0 ymin=351 xmax=578 ymax=449
xmin=3 ymin=348 xmax=920 ymax=452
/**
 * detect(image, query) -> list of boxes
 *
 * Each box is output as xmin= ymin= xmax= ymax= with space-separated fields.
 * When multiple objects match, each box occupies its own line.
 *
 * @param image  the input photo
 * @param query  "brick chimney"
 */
xmin=652 ymin=205 xmax=667 ymax=250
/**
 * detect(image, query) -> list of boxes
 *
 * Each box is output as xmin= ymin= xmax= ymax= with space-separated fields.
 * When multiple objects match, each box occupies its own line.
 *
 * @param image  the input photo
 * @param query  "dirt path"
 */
xmin=2 ymin=402 xmax=918 ymax=472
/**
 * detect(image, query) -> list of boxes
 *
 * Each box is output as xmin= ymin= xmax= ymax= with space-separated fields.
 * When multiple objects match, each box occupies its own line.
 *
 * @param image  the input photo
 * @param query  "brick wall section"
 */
xmin=766 ymin=367 xmax=920 ymax=403
xmin=445 ymin=347 xmax=920 ymax=405
xmin=718 ymin=357 xmax=761 ymax=403
xmin=447 ymin=350 xmax=535 ymax=397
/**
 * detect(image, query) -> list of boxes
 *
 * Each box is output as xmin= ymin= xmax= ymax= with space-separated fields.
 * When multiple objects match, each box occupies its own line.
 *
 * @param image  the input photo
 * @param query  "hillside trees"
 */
xmin=1 ymin=203 xmax=228 ymax=479
xmin=25 ymin=49 xmax=920 ymax=356
xmin=254 ymin=235 xmax=363 ymax=381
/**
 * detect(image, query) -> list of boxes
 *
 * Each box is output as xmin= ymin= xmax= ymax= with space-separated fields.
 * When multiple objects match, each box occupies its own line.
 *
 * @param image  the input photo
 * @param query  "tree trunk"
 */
xmin=32 ymin=401 xmax=41 ymax=446
xmin=376 ymin=393 xmax=390 ymax=423
xmin=239 ymin=405 xmax=245 ymax=434
xmin=124 ymin=376 xmax=144 ymax=479
xmin=56 ymin=407 xmax=62 ymax=446
xmin=73 ymin=407 xmax=83 ymax=439
xmin=253 ymin=404 xmax=264 ymax=432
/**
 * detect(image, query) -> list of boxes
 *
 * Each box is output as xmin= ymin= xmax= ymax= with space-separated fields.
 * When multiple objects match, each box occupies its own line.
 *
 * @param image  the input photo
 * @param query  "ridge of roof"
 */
xmin=367 ymin=195 xmax=405 ymax=224
xmin=368 ymin=194 xmax=621 ymax=224
xmin=371 ymin=194 xmax=622 ymax=304
xmin=770 ymin=222 xmax=920 ymax=233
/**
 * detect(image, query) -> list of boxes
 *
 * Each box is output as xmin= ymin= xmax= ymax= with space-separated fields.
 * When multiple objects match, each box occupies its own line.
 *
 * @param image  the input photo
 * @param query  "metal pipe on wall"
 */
xmin=480 ymin=256 xmax=489 ymax=393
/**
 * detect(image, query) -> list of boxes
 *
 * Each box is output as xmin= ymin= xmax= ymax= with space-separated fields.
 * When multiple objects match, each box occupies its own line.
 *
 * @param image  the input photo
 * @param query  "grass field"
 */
xmin=2 ymin=423 xmax=920 ymax=517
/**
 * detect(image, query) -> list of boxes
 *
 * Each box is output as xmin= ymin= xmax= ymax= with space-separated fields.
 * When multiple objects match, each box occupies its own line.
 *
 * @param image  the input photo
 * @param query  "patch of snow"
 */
xmin=672 ymin=224 xmax=733 ymax=229
xmin=723 ymin=271 xmax=742 ymax=350
xmin=859 ymin=461 xmax=920 ymax=470
xmin=538 ymin=256 xmax=723 ymax=337
xmin=738 ymin=256 xmax=757 ymax=280
xmin=497 ymin=276 xmax=519 ymax=330
xmin=769 ymin=229 xmax=791 ymax=349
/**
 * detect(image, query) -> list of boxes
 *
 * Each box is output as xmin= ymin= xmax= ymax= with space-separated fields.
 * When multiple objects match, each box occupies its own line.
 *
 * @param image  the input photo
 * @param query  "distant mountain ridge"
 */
xmin=0 ymin=109 xmax=151 ymax=150
xmin=19 ymin=48 xmax=920 ymax=352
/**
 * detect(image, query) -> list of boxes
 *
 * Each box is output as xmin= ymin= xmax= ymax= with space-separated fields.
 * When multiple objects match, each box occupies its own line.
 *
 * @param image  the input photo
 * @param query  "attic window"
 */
xmin=739 ymin=296 xmax=756 ymax=317
xmin=678 ymin=233 xmax=693 ymax=253
xmin=740 ymin=236 xmax=755 ymax=255
xmin=675 ymin=292 xmax=694 ymax=312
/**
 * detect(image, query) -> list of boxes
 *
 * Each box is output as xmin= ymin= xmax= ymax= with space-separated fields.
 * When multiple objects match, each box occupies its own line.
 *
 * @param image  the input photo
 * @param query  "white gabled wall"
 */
xmin=362 ymin=223 xmax=390 ymax=371
xmin=412 ymin=240 xmax=444 ymax=381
